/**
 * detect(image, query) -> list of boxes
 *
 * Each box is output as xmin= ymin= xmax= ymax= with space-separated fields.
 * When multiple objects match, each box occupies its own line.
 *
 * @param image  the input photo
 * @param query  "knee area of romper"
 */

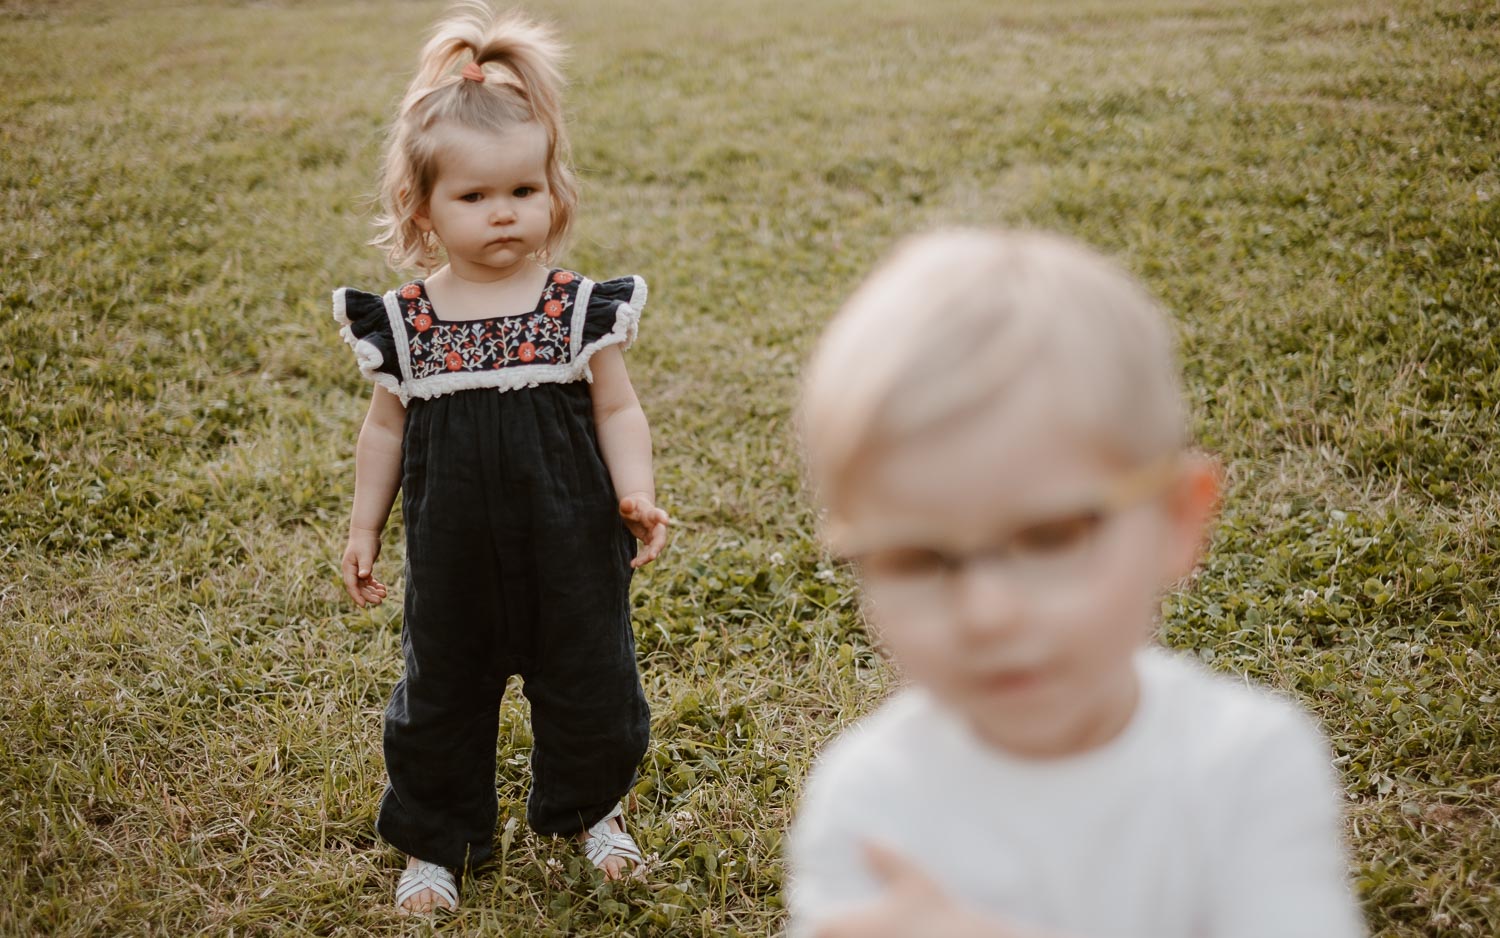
xmin=609 ymin=693 xmax=651 ymax=763
xmin=574 ymin=713 xmax=649 ymax=776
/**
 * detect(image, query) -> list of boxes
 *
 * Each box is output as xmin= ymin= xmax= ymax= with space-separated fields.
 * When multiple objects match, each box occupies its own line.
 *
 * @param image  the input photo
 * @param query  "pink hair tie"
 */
xmin=461 ymin=61 xmax=485 ymax=83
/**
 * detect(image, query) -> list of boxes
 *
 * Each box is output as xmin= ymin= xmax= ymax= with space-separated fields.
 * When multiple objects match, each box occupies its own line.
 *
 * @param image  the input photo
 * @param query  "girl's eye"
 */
xmin=1010 ymin=513 xmax=1103 ymax=555
xmin=460 ymin=192 xmax=483 ymax=203
xmin=513 ymin=186 xmax=536 ymax=198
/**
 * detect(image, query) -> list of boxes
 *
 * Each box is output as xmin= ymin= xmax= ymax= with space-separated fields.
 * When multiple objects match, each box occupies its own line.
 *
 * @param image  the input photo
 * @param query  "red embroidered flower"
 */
xmin=400 ymin=283 xmax=422 ymax=299
xmin=544 ymin=299 xmax=564 ymax=317
xmin=518 ymin=342 xmax=537 ymax=363
xmin=413 ymin=313 xmax=432 ymax=332
xmin=552 ymin=271 xmax=574 ymax=285
xmin=444 ymin=351 xmax=463 ymax=370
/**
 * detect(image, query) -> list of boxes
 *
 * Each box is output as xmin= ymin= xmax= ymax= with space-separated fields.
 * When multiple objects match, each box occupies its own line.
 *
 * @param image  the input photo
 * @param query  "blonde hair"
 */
xmin=801 ymin=229 xmax=1187 ymax=540
xmin=373 ymin=2 xmax=578 ymax=271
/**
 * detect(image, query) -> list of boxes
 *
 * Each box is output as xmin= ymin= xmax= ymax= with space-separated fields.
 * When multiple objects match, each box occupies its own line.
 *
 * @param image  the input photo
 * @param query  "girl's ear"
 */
xmin=405 ymin=188 xmax=433 ymax=233
xmin=1160 ymin=453 xmax=1221 ymax=585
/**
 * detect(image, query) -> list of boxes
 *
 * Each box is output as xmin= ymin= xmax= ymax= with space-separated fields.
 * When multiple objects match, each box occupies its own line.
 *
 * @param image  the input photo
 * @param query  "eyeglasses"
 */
xmin=840 ymin=456 xmax=1181 ymax=598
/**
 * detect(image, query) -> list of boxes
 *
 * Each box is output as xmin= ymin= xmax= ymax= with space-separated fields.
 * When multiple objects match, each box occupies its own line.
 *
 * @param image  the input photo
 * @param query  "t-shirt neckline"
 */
xmin=947 ymin=648 xmax=1160 ymax=772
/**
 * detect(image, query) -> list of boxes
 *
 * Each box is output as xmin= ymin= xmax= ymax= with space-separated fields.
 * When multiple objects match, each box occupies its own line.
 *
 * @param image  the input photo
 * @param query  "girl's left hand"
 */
xmin=619 ymin=493 xmax=670 ymax=568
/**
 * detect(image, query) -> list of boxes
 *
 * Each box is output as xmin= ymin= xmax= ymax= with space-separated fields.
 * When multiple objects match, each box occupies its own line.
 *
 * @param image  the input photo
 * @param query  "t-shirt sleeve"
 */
xmin=576 ymin=275 xmax=646 ymax=371
xmin=1207 ymin=706 xmax=1366 ymax=938
xmin=332 ymin=287 xmax=403 ymax=397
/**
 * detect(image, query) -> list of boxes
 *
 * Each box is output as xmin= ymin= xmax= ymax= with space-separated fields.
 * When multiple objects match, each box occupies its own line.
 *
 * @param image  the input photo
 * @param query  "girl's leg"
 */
xmin=378 ymin=437 xmax=515 ymax=881
xmin=521 ymin=648 xmax=650 ymax=837
xmin=379 ymin=658 xmax=505 ymax=872
xmin=520 ymin=524 xmax=649 ymax=851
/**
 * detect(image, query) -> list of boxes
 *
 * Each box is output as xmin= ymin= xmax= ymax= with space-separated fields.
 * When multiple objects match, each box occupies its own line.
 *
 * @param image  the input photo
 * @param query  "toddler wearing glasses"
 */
xmin=788 ymin=231 xmax=1364 ymax=938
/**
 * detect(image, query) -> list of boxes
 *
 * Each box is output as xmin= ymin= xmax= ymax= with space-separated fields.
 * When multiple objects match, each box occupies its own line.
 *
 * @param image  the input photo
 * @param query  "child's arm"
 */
xmin=812 ymin=844 xmax=1052 ymax=938
xmin=340 ymin=384 xmax=405 ymax=607
xmin=588 ymin=344 xmax=669 ymax=568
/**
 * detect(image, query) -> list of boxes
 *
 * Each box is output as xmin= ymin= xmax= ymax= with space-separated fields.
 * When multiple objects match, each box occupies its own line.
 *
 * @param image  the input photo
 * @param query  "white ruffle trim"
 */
xmin=332 ymin=288 xmax=404 ymax=400
xmin=571 ymin=274 xmax=645 ymax=384
xmin=402 ymin=363 xmax=600 ymax=400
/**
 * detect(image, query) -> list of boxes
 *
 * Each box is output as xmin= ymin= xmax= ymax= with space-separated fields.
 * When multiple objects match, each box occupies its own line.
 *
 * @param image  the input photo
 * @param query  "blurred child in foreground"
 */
xmin=788 ymin=230 xmax=1364 ymax=938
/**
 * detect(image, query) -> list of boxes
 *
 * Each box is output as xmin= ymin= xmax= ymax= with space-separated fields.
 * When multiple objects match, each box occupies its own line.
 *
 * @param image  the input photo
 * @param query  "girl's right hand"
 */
xmin=341 ymin=527 xmax=389 ymax=607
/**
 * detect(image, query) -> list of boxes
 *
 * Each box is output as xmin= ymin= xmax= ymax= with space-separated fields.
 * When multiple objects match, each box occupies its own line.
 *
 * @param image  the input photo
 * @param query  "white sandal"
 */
xmin=582 ymin=803 xmax=643 ymax=874
xmin=395 ymin=858 xmax=459 ymax=915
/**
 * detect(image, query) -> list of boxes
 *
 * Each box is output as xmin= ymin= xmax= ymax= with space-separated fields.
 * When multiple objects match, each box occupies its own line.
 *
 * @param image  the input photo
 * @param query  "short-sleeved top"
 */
xmin=331 ymin=269 xmax=645 ymax=405
xmin=787 ymin=647 xmax=1365 ymax=938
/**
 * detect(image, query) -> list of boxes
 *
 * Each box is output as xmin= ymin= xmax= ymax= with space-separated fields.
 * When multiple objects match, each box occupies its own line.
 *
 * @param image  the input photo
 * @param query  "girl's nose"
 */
xmin=490 ymin=201 xmax=517 ymax=224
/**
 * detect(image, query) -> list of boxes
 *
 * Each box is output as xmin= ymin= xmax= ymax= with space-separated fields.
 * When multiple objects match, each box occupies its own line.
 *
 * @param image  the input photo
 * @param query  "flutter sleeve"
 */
xmin=332 ymin=287 xmax=404 ymax=397
xmin=575 ymin=274 xmax=646 ymax=377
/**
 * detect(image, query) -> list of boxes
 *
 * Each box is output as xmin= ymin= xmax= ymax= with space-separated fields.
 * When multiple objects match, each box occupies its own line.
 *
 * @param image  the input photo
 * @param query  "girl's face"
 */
xmin=416 ymin=121 xmax=553 ymax=281
xmin=837 ymin=381 xmax=1216 ymax=759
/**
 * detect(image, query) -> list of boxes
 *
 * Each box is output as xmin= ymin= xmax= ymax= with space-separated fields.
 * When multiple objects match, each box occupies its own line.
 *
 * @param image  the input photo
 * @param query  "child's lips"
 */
xmin=970 ymin=665 xmax=1050 ymax=696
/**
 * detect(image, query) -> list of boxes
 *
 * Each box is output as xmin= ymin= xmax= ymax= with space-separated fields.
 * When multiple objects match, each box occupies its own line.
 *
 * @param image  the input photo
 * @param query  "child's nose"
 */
xmin=949 ymin=562 xmax=1026 ymax=644
xmin=490 ymin=200 xmax=517 ymax=223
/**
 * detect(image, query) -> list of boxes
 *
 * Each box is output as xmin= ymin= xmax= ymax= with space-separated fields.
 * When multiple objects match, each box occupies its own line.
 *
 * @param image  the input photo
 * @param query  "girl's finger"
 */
xmin=633 ymin=540 xmax=658 ymax=568
xmin=630 ymin=525 xmax=666 ymax=568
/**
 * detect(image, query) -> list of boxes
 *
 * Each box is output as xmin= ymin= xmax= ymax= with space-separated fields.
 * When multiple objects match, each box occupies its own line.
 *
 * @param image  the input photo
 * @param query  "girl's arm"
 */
xmin=340 ymin=384 xmax=406 ymax=606
xmin=588 ymin=344 xmax=669 ymax=568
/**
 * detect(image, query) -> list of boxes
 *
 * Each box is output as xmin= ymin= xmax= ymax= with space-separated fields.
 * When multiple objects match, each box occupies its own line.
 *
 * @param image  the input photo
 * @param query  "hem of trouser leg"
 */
xmin=377 ymin=816 xmax=492 ymax=875
xmin=528 ymin=795 xmax=626 ymax=837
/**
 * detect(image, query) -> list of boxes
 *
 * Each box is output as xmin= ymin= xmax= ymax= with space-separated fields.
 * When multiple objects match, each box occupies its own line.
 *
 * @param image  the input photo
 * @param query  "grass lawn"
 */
xmin=3 ymin=0 xmax=1497 ymax=934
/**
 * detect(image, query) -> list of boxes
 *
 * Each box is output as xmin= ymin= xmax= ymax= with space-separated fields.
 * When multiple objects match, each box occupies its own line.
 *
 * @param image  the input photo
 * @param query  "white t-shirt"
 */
xmin=787 ymin=647 xmax=1364 ymax=938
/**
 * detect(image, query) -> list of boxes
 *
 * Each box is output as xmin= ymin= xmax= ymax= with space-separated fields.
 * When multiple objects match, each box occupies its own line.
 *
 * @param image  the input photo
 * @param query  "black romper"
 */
xmin=333 ymin=269 xmax=651 ymax=872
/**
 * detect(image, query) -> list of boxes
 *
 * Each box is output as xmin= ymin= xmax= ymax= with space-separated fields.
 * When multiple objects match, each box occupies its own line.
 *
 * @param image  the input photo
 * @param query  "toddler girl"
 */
xmin=331 ymin=2 xmax=669 ymax=915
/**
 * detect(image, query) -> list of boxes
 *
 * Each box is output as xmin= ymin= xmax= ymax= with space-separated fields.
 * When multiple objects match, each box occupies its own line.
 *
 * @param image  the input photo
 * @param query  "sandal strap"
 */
xmin=583 ymin=803 xmax=644 ymax=868
xmin=396 ymin=859 xmax=458 ymax=911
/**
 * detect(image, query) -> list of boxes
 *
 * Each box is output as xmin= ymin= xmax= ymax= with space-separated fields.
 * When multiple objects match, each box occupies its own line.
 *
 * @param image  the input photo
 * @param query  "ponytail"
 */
xmin=373 ymin=2 xmax=578 ymax=272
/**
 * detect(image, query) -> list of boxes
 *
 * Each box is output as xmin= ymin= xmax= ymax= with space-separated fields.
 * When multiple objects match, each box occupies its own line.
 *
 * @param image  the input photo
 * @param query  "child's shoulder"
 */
xmin=800 ymin=688 xmax=952 ymax=798
xmin=333 ymin=283 xmax=398 ymax=317
xmin=1141 ymin=646 xmax=1331 ymax=772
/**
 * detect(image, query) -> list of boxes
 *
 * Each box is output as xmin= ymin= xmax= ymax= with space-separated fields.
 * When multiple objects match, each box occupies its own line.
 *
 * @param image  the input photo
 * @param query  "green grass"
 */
xmin=3 ymin=0 xmax=1497 ymax=934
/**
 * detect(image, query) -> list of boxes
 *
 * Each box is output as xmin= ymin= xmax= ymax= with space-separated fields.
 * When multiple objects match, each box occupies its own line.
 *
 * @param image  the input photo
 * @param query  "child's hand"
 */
xmin=815 ymin=842 xmax=1045 ymax=938
xmin=619 ymin=493 xmax=670 ymax=569
xmin=341 ymin=527 xmax=389 ymax=608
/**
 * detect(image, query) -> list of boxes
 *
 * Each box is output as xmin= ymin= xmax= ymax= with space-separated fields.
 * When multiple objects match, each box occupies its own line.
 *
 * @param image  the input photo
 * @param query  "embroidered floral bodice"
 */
xmin=333 ymin=268 xmax=645 ymax=404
